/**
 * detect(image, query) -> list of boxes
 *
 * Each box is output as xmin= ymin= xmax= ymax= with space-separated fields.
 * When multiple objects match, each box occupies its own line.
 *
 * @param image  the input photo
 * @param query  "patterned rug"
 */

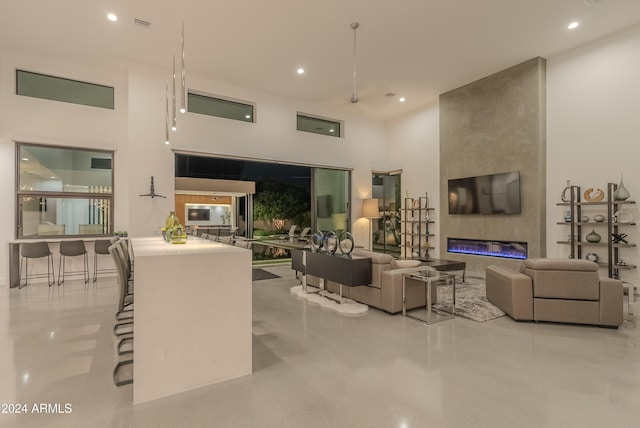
xmin=433 ymin=276 xmax=505 ymax=323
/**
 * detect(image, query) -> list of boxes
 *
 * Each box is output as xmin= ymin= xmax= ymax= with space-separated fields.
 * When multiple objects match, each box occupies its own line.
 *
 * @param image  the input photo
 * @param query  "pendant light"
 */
xmin=171 ymin=56 xmax=177 ymax=131
xmin=165 ymin=80 xmax=170 ymax=145
xmin=350 ymin=22 xmax=360 ymax=103
xmin=180 ymin=22 xmax=186 ymax=114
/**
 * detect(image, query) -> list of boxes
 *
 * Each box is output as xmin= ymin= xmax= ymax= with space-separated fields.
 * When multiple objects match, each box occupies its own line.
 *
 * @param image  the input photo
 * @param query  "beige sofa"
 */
xmin=307 ymin=249 xmax=435 ymax=314
xmin=486 ymin=258 xmax=623 ymax=327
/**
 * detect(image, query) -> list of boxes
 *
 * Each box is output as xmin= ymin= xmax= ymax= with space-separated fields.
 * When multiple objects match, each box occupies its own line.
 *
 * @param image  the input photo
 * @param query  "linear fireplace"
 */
xmin=447 ymin=238 xmax=527 ymax=260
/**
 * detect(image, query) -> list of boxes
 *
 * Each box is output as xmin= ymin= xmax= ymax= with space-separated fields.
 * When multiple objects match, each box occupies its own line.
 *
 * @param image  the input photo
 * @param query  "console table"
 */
xmin=291 ymin=249 xmax=371 ymax=302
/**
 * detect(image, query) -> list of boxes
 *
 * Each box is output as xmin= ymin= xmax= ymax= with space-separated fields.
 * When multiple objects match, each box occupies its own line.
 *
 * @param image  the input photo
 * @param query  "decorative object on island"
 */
xmin=361 ymin=198 xmax=380 ymax=251
xmin=170 ymin=226 xmax=188 ymax=244
xmin=338 ymin=231 xmax=355 ymax=255
xmin=613 ymin=175 xmax=631 ymax=201
xmin=593 ymin=214 xmax=605 ymax=223
xmin=561 ymin=179 xmax=571 ymax=202
xmin=162 ymin=211 xmax=187 ymax=244
xmin=583 ymin=187 xmax=605 ymax=202
xmin=586 ymin=229 xmax=601 ymax=243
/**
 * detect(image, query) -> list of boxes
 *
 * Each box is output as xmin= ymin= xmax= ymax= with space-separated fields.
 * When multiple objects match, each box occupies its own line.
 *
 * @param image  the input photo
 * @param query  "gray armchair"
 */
xmin=486 ymin=258 xmax=623 ymax=327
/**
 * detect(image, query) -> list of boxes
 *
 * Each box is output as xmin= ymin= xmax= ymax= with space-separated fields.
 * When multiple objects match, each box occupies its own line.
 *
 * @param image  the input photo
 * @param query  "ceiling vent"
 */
xmin=134 ymin=18 xmax=151 ymax=28
xmin=582 ymin=0 xmax=603 ymax=6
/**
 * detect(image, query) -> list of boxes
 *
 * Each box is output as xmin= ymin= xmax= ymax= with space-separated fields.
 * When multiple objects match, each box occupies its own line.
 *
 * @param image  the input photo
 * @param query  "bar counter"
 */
xmin=131 ymin=236 xmax=252 ymax=404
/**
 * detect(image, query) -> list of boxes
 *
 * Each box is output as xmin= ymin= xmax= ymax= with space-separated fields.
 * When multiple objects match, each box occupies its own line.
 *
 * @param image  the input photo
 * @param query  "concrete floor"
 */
xmin=1 ymin=264 xmax=639 ymax=428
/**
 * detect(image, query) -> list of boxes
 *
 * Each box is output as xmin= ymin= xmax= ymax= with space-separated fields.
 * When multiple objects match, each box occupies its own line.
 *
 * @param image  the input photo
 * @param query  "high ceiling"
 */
xmin=2 ymin=0 xmax=640 ymax=120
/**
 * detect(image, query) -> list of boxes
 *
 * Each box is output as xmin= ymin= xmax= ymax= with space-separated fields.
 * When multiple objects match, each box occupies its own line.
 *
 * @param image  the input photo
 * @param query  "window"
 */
xmin=188 ymin=91 xmax=254 ymax=122
xmin=296 ymin=113 xmax=342 ymax=137
xmin=16 ymin=143 xmax=114 ymax=238
xmin=16 ymin=70 xmax=114 ymax=109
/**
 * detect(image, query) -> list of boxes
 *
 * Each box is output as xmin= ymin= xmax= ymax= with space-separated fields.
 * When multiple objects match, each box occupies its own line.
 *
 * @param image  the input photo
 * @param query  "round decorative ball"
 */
xmin=581 ymin=215 xmax=590 ymax=223
xmin=593 ymin=214 xmax=605 ymax=223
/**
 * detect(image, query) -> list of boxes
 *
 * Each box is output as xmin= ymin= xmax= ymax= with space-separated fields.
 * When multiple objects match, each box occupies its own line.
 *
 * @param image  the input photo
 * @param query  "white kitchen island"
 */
xmin=130 ymin=237 xmax=252 ymax=404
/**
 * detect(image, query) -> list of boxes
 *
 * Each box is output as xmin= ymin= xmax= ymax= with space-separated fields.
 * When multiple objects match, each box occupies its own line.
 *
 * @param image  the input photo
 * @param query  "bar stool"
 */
xmin=93 ymin=239 xmax=115 ymax=282
xmin=58 ymin=240 xmax=89 ymax=285
xmin=19 ymin=242 xmax=55 ymax=288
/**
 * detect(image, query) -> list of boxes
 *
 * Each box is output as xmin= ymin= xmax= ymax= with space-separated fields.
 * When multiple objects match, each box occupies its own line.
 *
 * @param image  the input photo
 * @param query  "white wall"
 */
xmin=0 ymin=54 xmax=388 ymax=284
xmin=386 ymin=103 xmax=441 ymax=257
xmin=546 ymin=23 xmax=640 ymax=284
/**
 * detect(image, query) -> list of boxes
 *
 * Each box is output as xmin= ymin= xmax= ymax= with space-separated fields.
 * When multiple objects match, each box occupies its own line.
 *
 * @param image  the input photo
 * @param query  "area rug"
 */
xmin=290 ymin=285 xmax=368 ymax=316
xmin=252 ymin=268 xmax=282 ymax=281
xmin=432 ymin=276 xmax=505 ymax=323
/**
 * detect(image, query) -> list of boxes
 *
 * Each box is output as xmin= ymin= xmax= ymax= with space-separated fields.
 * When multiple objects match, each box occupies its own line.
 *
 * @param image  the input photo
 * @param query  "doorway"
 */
xmin=372 ymin=171 xmax=401 ymax=255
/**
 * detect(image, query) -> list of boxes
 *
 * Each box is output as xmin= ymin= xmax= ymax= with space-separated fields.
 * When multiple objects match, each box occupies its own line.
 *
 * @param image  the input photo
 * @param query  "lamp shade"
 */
xmin=362 ymin=198 xmax=380 ymax=218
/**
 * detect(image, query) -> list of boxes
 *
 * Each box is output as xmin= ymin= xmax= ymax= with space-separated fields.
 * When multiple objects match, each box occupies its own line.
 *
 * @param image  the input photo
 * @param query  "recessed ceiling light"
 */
xmin=171 ymin=125 xmax=177 ymax=131
xmin=399 ymin=97 xmax=406 ymax=103
xmin=329 ymin=129 xmax=335 ymax=133
xmin=107 ymin=13 xmax=118 ymax=22
xmin=180 ymin=107 xmax=186 ymax=114
xmin=21 ymin=157 xmax=29 ymax=161
xmin=245 ymin=114 xmax=251 ymax=119
xmin=568 ymin=21 xmax=579 ymax=30
xmin=297 ymin=68 xmax=305 ymax=75
xmin=50 ymin=176 xmax=56 ymax=179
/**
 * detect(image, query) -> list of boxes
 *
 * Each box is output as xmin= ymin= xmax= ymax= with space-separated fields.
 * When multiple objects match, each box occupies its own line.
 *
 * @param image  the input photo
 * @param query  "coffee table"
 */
xmin=402 ymin=270 xmax=456 ymax=324
xmin=420 ymin=258 xmax=466 ymax=282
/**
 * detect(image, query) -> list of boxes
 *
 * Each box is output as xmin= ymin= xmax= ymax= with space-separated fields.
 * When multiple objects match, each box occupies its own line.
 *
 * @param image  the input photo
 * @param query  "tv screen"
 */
xmin=448 ymin=171 xmax=521 ymax=214
xmin=188 ymin=208 xmax=211 ymax=221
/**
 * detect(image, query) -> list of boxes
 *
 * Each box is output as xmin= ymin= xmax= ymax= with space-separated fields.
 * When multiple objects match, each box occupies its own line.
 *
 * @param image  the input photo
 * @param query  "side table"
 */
xmin=402 ymin=270 xmax=455 ymax=324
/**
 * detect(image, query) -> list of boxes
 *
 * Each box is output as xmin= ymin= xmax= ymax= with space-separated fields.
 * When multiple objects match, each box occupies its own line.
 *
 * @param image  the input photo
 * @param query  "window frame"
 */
xmin=16 ymin=69 xmax=115 ymax=110
xmin=15 ymin=142 xmax=115 ymax=239
xmin=187 ymin=90 xmax=256 ymax=123
xmin=296 ymin=112 xmax=343 ymax=138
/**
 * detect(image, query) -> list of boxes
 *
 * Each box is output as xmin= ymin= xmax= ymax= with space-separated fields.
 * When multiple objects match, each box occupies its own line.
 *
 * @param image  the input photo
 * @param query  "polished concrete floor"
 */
xmin=1 ymin=264 xmax=639 ymax=428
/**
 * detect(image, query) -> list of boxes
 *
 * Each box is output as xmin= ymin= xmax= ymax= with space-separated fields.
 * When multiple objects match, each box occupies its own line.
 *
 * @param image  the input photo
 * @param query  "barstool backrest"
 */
xmin=21 ymin=241 xmax=51 ymax=258
xmin=94 ymin=239 xmax=112 ymax=255
xmin=60 ymin=240 xmax=87 ymax=257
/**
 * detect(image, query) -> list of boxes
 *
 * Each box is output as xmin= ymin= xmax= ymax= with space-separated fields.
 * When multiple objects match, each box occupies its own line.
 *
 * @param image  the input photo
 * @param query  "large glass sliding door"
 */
xmin=372 ymin=172 xmax=401 ymax=255
xmin=313 ymin=168 xmax=350 ymax=234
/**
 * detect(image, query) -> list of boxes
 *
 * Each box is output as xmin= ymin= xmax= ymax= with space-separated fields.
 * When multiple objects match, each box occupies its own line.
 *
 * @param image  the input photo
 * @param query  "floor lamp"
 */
xmin=362 ymin=198 xmax=380 ymax=251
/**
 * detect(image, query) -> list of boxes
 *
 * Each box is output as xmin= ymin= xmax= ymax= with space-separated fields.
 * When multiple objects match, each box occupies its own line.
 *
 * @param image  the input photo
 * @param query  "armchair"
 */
xmin=486 ymin=258 xmax=623 ymax=327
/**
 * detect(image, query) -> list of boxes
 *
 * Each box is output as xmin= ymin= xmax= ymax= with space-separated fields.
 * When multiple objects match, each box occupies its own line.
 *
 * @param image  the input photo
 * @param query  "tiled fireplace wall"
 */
xmin=439 ymin=57 xmax=547 ymax=275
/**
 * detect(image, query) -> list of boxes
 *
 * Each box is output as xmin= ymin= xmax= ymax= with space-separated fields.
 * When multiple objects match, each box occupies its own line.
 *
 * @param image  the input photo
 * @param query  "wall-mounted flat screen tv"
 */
xmin=448 ymin=171 xmax=521 ymax=214
xmin=188 ymin=208 xmax=211 ymax=222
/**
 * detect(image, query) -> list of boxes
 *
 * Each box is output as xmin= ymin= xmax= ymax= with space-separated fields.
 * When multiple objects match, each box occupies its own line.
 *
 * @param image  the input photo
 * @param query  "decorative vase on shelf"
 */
xmin=561 ymin=179 xmax=571 ymax=202
xmin=564 ymin=210 xmax=572 ymax=222
xmin=586 ymin=229 xmax=601 ymax=243
xmin=613 ymin=175 xmax=631 ymax=201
